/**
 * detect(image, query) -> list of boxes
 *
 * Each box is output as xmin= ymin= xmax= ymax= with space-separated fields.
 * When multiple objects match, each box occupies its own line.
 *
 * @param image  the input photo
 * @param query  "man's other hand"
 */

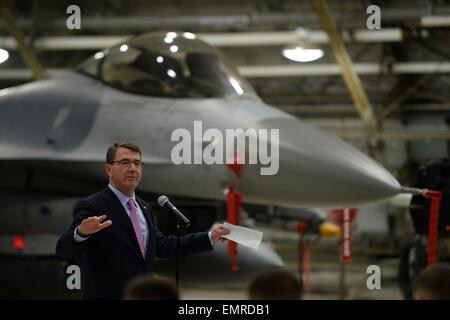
xmin=77 ymin=215 xmax=112 ymax=237
xmin=210 ymin=224 xmax=230 ymax=244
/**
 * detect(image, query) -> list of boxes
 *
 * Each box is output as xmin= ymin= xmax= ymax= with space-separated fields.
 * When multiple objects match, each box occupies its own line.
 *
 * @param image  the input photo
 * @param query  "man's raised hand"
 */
xmin=77 ymin=215 xmax=112 ymax=237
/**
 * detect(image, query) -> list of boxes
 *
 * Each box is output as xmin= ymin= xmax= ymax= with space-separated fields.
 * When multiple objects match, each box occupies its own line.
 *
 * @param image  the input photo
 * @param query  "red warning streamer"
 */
xmin=421 ymin=189 xmax=443 ymax=265
xmin=227 ymin=185 xmax=242 ymax=271
xmin=296 ymin=221 xmax=311 ymax=293
xmin=342 ymin=208 xmax=352 ymax=264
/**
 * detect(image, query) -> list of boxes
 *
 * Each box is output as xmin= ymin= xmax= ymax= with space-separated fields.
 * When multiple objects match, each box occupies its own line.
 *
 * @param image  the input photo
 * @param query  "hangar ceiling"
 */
xmin=1 ymin=0 xmax=450 ymax=141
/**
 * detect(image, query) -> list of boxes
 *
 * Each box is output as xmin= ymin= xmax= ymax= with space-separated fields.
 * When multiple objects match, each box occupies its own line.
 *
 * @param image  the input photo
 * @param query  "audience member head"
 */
xmin=414 ymin=263 xmax=450 ymax=300
xmin=124 ymin=274 xmax=179 ymax=300
xmin=248 ymin=269 xmax=302 ymax=300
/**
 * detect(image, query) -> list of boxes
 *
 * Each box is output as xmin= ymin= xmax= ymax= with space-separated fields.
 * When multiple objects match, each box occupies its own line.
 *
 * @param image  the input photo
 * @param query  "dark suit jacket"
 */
xmin=56 ymin=187 xmax=212 ymax=299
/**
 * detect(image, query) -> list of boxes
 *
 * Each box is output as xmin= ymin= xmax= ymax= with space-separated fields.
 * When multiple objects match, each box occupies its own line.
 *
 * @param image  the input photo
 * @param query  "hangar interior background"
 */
xmin=1 ymin=0 xmax=449 ymax=183
xmin=0 ymin=0 xmax=449 ymax=300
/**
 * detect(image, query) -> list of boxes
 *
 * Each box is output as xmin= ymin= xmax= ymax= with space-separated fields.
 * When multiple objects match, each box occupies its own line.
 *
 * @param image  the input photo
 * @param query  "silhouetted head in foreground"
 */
xmin=248 ymin=269 xmax=302 ymax=300
xmin=414 ymin=263 xmax=450 ymax=300
xmin=124 ymin=274 xmax=179 ymax=300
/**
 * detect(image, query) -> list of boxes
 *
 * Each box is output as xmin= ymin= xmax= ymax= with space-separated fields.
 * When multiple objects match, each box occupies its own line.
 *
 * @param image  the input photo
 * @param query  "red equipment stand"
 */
xmin=420 ymin=189 xmax=443 ymax=265
xmin=227 ymin=185 xmax=242 ymax=271
xmin=226 ymin=155 xmax=244 ymax=271
xmin=296 ymin=221 xmax=311 ymax=293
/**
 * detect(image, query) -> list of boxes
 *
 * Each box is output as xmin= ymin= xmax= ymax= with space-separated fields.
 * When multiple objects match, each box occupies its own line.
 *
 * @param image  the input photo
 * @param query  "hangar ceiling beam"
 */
xmin=239 ymin=62 xmax=450 ymax=77
xmin=0 ymin=29 xmax=404 ymax=50
xmin=312 ymin=0 xmax=378 ymax=130
xmin=0 ymin=0 xmax=44 ymax=80
xmin=2 ymin=62 xmax=450 ymax=80
xmin=1 ymin=7 xmax=450 ymax=31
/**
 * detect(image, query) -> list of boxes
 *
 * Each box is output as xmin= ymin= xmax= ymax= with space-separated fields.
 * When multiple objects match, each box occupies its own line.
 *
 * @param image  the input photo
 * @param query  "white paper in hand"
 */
xmin=222 ymin=222 xmax=263 ymax=250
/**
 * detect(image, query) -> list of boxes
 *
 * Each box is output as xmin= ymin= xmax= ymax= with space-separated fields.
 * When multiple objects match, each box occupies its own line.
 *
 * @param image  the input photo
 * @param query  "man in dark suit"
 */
xmin=56 ymin=142 xmax=229 ymax=299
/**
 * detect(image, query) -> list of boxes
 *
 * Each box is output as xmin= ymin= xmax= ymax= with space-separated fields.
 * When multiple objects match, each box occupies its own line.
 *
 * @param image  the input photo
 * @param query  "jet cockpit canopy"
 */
xmin=78 ymin=32 xmax=257 ymax=99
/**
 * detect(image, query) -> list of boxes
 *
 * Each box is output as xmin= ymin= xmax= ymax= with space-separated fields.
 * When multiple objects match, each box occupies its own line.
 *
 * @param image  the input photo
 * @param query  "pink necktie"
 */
xmin=128 ymin=199 xmax=145 ymax=257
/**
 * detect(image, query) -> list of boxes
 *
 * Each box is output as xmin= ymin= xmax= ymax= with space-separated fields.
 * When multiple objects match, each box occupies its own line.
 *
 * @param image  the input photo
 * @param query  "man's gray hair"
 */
xmin=106 ymin=142 xmax=141 ymax=164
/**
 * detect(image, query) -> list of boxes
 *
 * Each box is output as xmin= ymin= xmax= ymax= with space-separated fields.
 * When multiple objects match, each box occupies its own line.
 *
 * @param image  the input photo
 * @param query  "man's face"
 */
xmin=105 ymin=147 xmax=142 ymax=195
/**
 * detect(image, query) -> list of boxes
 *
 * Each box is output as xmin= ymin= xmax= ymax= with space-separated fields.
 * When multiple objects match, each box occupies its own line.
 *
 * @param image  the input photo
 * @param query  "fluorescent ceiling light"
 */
xmin=0 ymin=48 xmax=9 ymax=64
xmin=183 ymin=32 xmax=196 ymax=39
xmin=421 ymin=15 xmax=450 ymax=27
xmin=94 ymin=51 xmax=104 ymax=59
xmin=282 ymin=45 xmax=323 ymax=62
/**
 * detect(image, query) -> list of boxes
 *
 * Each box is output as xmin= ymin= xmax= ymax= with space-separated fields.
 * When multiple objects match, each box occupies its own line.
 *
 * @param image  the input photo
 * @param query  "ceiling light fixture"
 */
xmin=0 ymin=48 xmax=9 ymax=64
xmin=282 ymin=28 xmax=324 ymax=63
xmin=282 ymin=43 xmax=324 ymax=62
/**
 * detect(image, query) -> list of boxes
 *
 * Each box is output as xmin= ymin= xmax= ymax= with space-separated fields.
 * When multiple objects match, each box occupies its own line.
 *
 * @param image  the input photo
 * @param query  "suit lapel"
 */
xmin=101 ymin=187 xmax=143 ymax=259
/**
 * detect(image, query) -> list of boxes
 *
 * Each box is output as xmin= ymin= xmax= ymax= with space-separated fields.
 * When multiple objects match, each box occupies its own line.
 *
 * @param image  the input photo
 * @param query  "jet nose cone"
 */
xmin=243 ymin=117 xmax=400 ymax=208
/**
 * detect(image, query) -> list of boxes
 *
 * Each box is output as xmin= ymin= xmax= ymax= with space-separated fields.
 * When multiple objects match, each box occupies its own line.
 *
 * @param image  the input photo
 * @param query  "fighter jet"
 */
xmin=0 ymin=31 xmax=399 ymax=203
xmin=0 ymin=32 xmax=400 ymax=297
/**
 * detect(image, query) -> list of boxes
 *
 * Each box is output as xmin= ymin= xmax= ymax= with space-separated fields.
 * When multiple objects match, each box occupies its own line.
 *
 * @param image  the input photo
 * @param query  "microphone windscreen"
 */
xmin=157 ymin=195 xmax=169 ymax=207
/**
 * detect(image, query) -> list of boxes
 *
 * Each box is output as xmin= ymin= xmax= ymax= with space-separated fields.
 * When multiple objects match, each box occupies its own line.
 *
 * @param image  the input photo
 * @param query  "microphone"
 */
xmin=157 ymin=195 xmax=191 ymax=227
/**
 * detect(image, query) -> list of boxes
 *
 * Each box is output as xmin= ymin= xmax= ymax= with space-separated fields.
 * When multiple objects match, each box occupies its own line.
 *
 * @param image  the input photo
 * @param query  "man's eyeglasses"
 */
xmin=110 ymin=159 xmax=143 ymax=167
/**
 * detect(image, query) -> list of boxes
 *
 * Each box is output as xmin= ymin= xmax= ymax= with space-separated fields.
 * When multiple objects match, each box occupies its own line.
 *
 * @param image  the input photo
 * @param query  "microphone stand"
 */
xmin=175 ymin=218 xmax=189 ymax=290
xmin=175 ymin=221 xmax=183 ymax=289
xmin=158 ymin=197 xmax=190 ymax=289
